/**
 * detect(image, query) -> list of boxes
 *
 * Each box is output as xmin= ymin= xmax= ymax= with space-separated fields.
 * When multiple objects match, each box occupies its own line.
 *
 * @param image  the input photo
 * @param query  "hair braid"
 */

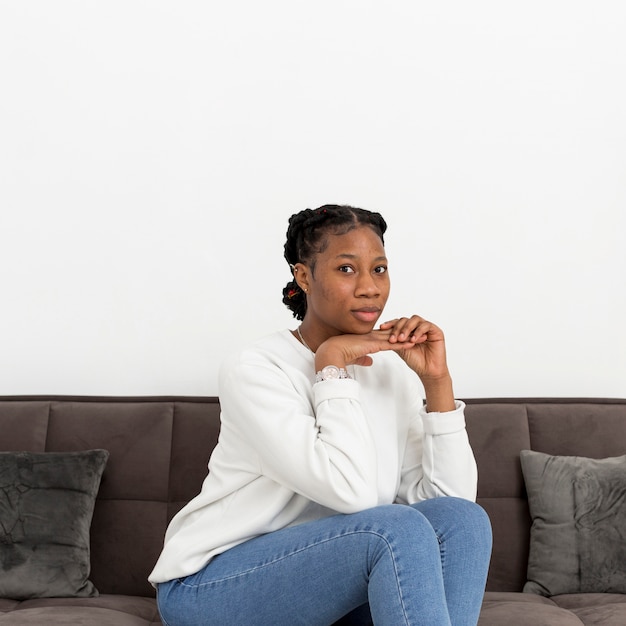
xmin=282 ymin=204 xmax=387 ymax=320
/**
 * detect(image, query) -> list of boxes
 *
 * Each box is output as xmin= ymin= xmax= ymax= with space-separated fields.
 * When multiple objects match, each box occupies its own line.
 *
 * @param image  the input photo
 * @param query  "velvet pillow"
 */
xmin=0 ymin=449 xmax=109 ymax=600
xmin=520 ymin=449 xmax=626 ymax=596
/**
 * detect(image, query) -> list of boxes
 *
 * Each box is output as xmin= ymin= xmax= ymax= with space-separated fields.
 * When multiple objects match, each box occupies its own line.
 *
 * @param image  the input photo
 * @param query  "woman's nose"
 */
xmin=355 ymin=273 xmax=380 ymax=296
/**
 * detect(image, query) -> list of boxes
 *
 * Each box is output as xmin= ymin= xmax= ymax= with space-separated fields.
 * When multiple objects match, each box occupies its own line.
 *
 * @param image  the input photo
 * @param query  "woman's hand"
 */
xmin=314 ymin=315 xmax=449 ymax=378
xmin=313 ymin=315 xmax=456 ymax=412
xmin=314 ymin=328 xmax=416 ymax=372
xmin=379 ymin=316 xmax=456 ymax=412
xmin=379 ymin=316 xmax=450 ymax=381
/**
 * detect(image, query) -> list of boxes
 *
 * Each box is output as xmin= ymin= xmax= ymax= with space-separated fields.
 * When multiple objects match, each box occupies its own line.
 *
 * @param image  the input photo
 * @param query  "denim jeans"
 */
xmin=157 ymin=497 xmax=492 ymax=626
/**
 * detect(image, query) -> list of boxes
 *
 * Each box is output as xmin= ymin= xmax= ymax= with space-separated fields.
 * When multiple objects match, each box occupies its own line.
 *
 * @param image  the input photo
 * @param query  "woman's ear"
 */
xmin=293 ymin=262 xmax=310 ymax=294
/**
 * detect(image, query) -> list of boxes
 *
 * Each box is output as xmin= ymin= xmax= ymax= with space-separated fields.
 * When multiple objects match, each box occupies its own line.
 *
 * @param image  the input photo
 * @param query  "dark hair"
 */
xmin=282 ymin=204 xmax=387 ymax=320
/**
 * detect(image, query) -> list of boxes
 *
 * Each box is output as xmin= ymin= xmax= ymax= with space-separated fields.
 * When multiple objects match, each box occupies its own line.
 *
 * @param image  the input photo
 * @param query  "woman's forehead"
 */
xmin=322 ymin=226 xmax=386 ymax=254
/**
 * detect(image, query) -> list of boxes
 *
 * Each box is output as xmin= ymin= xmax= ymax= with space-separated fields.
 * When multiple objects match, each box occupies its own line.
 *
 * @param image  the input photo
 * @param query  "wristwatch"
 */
xmin=315 ymin=365 xmax=351 ymax=383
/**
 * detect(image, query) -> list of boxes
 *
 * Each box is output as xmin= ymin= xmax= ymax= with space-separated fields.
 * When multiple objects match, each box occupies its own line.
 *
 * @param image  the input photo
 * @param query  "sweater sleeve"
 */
xmin=396 ymin=401 xmax=478 ymax=504
xmin=218 ymin=355 xmax=379 ymax=514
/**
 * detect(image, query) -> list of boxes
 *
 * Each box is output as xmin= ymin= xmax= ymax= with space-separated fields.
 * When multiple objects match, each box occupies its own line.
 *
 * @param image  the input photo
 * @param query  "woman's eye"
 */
xmin=374 ymin=265 xmax=388 ymax=274
xmin=339 ymin=265 xmax=355 ymax=273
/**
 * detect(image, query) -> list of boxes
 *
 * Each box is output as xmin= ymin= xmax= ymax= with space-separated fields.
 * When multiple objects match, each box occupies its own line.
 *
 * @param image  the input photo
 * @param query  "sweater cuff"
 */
xmin=420 ymin=400 xmax=466 ymax=435
xmin=313 ymin=378 xmax=360 ymax=405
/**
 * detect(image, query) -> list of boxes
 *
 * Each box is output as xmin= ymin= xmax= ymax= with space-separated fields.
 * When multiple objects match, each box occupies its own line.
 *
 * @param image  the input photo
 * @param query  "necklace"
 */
xmin=296 ymin=326 xmax=315 ymax=354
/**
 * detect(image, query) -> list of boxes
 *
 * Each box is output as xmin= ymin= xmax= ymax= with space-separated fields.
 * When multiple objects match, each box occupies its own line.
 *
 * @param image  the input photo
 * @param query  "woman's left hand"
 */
xmin=378 ymin=315 xmax=450 ymax=382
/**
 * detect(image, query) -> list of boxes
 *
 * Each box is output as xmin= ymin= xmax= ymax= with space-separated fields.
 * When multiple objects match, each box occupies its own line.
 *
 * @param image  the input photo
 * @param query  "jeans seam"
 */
xmin=372 ymin=530 xmax=411 ymax=626
xmin=179 ymin=529 xmax=410 ymax=623
xmin=179 ymin=530 xmax=374 ymax=586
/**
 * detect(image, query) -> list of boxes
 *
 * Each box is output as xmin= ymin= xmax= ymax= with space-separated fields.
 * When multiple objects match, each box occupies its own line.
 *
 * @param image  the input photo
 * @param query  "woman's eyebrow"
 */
xmin=334 ymin=253 xmax=388 ymax=262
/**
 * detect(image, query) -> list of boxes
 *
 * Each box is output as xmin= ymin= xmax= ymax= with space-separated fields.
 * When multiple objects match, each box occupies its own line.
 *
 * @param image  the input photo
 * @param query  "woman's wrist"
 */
xmin=422 ymin=374 xmax=456 ymax=413
xmin=314 ymin=343 xmax=347 ymax=372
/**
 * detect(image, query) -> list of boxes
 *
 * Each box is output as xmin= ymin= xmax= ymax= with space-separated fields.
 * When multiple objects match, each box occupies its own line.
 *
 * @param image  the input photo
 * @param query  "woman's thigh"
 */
xmin=157 ymin=503 xmax=449 ymax=626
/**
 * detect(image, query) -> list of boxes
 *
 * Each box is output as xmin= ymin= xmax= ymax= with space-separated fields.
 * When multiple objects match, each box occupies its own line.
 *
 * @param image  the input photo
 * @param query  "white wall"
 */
xmin=1 ymin=1 xmax=624 ymax=398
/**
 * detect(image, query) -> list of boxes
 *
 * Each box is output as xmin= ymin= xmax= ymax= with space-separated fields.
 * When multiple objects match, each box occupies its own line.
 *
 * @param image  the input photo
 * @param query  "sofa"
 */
xmin=1 ymin=395 xmax=625 ymax=625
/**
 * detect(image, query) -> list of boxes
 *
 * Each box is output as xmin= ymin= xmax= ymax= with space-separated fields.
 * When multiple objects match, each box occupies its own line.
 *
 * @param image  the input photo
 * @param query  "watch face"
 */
xmin=322 ymin=365 xmax=340 ymax=379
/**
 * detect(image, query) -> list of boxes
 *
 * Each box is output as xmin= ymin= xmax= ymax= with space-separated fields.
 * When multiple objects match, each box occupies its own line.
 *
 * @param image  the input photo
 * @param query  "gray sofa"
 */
xmin=1 ymin=396 xmax=625 ymax=625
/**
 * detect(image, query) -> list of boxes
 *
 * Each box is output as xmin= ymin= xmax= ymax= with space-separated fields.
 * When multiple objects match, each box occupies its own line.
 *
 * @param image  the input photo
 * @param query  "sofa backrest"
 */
xmin=465 ymin=398 xmax=626 ymax=592
xmin=0 ymin=397 xmax=221 ymax=598
xmin=2 ymin=396 xmax=625 ymax=597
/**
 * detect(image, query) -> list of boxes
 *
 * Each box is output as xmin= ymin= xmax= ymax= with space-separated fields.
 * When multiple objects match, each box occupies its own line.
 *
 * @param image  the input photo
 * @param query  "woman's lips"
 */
xmin=352 ymin=308 xmax=381 ymax=323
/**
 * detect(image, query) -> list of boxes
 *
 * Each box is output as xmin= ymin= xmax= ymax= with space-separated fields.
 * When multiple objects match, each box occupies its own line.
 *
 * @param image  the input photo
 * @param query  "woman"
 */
xmin=150 ymin=204 xmax=492 ymax=626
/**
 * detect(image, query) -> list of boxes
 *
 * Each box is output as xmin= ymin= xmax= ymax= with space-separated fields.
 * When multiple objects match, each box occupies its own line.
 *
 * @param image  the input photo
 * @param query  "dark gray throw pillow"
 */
xmin=0 ymin=449 xmax=109 ymax=600
xmin=520 ymin=449 xmax=626 ymax=596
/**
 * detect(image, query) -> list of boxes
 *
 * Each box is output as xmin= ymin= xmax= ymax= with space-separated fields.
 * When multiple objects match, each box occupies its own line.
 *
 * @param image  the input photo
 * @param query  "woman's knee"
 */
xmin=359 ymin=503 xmax=437 ymax=535
xmin=451 ymin=498 xmax=492 ymax=540
xmin=413 ymin=497 xmax=492 ymax=545
xmin=352 ymin=504 xmax=442 ymax=560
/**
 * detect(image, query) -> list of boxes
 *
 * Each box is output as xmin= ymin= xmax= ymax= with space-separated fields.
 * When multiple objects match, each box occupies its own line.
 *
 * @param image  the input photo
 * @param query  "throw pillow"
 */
xmin=0 ymin=449 xmax=109 ymax=600
xmin=520 ymin=449 xmax=626 ymax=596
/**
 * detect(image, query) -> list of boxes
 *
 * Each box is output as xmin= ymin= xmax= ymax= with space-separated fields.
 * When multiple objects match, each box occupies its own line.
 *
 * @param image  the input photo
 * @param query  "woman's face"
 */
xmin=298 ymin=225 xmax=390 ymax=339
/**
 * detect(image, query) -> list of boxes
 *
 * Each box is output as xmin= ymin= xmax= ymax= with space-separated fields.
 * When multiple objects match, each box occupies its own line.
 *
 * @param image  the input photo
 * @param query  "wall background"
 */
xmin=1 ymin=1 xmax=624 ymax=398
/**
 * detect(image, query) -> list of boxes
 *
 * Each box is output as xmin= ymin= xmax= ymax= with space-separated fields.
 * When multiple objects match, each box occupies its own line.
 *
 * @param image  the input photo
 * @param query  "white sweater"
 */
xmin=148 ymin=329 xmax=477 ymax=584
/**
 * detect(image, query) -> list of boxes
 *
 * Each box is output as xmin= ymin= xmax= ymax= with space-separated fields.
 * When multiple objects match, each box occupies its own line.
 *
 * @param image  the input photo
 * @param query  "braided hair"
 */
xmin=282 ymin=204 xmax=387 ymax=320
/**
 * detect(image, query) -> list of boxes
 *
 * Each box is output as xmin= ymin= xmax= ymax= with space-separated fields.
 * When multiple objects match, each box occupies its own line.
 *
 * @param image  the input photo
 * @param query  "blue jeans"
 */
xmin=157 ymin=497 xmax=492 ymax=626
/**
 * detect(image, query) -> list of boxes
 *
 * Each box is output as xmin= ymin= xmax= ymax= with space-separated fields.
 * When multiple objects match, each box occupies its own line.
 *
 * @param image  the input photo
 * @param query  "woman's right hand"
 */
xmin=314 ymin=329 xmax=418 ymax=371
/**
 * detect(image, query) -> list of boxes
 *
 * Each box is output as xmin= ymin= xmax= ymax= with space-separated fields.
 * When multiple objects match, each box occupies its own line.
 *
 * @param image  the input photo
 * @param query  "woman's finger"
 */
xmin=384 ymin=316 xmax=428 ymax=342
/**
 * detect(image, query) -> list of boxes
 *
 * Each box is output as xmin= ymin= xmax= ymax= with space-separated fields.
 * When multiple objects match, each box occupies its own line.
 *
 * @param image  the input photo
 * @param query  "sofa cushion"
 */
xmin=0 ymin=594 xmax=162 ymax=625
xmin=520 ymin=449 xmax=626 ymax=596
xmin=0 ymin=449 xmax=109 ymax=600
xmin=479 ymin=591 xmax=587 ymax=625
xmin=552 ymin=594 xmax=626 ymax=626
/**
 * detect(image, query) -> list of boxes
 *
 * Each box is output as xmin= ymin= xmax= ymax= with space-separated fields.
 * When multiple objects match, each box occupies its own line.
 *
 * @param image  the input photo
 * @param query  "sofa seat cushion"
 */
xmin=480 ymin=592 xmax=585 ymax=625
xmin=552 ymin=593 xmax=626 ymax=626
xmin=0 ymin=594 xmax=161 ymax=625
xmin=480 ymin=592 xmax=626 ymax=626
